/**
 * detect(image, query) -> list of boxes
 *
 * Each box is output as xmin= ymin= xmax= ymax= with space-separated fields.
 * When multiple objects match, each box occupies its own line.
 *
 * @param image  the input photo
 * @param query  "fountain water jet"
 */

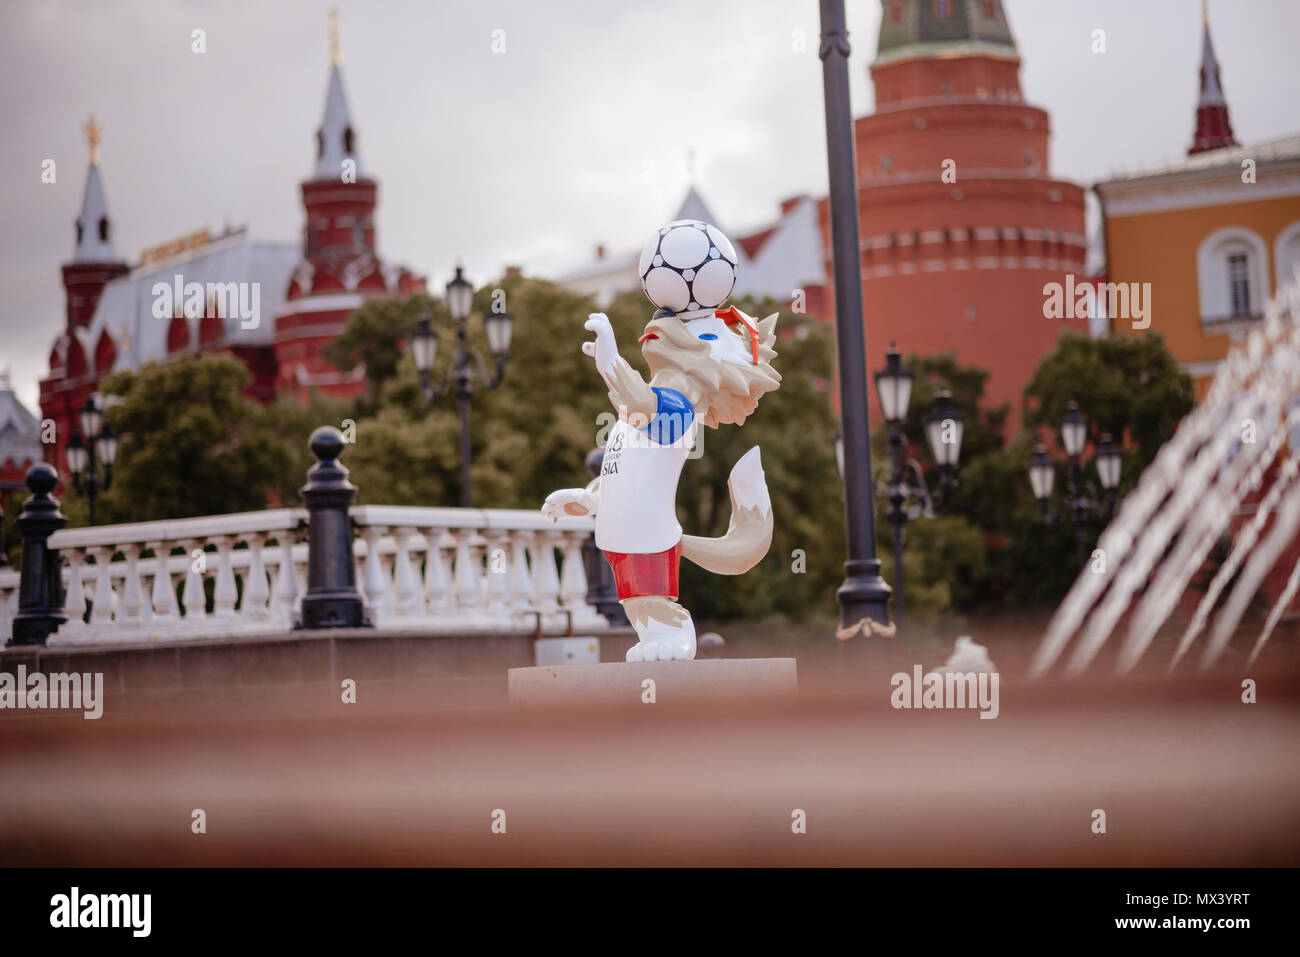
xmin=1031 ymin=270 xmax=1300 ymax=677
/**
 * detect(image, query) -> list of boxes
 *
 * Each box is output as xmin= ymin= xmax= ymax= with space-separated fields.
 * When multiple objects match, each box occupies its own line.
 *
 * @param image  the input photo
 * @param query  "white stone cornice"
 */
xmin=1097 ymin=165 xmax=1300 ymax=218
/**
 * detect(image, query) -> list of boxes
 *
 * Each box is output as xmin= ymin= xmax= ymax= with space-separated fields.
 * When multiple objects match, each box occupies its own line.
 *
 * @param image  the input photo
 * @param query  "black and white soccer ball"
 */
xmin=638 ymin=219 xmax=738 ymax=314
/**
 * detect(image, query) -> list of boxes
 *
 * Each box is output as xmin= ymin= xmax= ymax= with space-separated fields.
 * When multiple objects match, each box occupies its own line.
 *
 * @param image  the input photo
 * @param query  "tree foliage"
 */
xmin=321 ymin=290 xmax=437 ymax=410
xmin=90 ymin=356 xmax=301 ymax=524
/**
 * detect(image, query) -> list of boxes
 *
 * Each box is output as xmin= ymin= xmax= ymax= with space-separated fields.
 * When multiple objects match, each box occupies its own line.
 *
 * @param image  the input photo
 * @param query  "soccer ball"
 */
xmin=638 ymin=219 xmax=738 ymax=314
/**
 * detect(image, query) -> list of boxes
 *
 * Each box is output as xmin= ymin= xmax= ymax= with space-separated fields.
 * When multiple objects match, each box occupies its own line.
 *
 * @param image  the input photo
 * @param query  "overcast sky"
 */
xmin=3 ymin=0 xmax=1299 ymax=413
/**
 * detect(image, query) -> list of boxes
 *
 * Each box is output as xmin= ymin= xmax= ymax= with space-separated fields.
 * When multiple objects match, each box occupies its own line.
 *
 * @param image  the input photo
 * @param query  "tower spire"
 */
xmin=1189 ymin=1 xmax=1238 ymax=154
xmin=313 ymin=10 xmax=359 ymax=180
xmin=73 ymin=115 xmax=114 ymax=261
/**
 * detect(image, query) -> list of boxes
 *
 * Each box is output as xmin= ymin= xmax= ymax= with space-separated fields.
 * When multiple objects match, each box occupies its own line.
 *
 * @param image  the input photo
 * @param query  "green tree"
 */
xmin=1023 ymin=331 xmax=1195 ymax=468
xmin=90 ymin=355 xmax=300 ymax=524
xmin=955 ymin=331 xmax=1195 ymax=606
xmin=321 ymin=291 xmax=437 ymax=411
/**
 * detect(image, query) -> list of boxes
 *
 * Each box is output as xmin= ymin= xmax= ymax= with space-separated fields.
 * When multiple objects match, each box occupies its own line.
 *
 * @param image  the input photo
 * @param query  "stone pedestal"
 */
xmin=508 ymin=657 xmax=797 ymax=707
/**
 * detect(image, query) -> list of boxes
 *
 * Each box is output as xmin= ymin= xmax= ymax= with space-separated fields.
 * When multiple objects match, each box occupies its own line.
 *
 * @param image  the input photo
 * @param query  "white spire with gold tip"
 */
xmin=314 ymin=9 xmax=359 ymax=180
xmin=73 ymin=115 xmax=115 ymax=262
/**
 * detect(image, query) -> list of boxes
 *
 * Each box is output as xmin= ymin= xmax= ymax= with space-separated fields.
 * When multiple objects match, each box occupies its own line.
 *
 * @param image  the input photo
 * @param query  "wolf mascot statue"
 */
xmin=542 ymin=220 xmax=782 ymax=661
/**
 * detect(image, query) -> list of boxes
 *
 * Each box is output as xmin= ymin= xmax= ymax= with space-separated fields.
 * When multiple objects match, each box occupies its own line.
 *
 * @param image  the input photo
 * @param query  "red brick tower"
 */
xmin=40 ymin=117 xmax=129 ymax=476
xmin=820 ymin=0 xmax=1088 ymax=431
xmin=274 ymin=12 xmax=423 ymax=401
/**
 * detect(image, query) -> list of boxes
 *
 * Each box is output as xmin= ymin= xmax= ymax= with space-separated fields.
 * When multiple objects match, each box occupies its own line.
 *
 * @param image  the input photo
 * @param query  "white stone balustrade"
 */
xmin=349 ymin=505 xmax=607 ymax=635
xmin=0 ymin=505 xmax=609 ymax=646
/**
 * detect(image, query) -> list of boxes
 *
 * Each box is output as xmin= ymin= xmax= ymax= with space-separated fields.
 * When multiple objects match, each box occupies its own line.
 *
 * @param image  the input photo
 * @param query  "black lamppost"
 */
xmin=410 ymin=265 xmax=514 ymax=508
xmin=820 ymin=0 xmax=892 ymax=637
xmin=1029 ymin=400 xmax=1122 ymax=570
xmin=65 ymin=394 xmax=118 ymax=526
xmin=873 ymin=345 xmax=964 ymax=625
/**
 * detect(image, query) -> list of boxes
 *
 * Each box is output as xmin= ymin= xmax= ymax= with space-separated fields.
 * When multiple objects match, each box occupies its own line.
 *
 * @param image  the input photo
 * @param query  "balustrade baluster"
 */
xmin=532 ymin=533 xmax=561 ymax=613
xmin=270 ymin=535 xmax=298 ymax=617
xmin=485 ymin=530 xmax=511 ymax=614
xmin=509 ymin=530 xmax=534 ymax=613
xmin=146 ymin=541 xmax=178 ymax=621
xmin=117 ymin=543 xmax=145 ymax=624
xmin=559 ymin=531 xmax=591 ymax=611
xmin=453 ymin=531 xmax=480 ymax=610
xmin=180 ymin=538 xmax=208 ymax=620
xmin=362 ymin=525 xmax=393 ymax=617
xmin=392 ymin=526 xmax=422 ymax=617
xmin=63 ymin=548 xmax=88 ymax=626
xmin=242 ymin=532 xmax=270 ymax=618
xmin=89 ymin=546 xmax=115 ymax=626
xmin=212 ymin=536 xmax=238 ymax=617
xmin=423 ymin=529 xmax=450 ymax=613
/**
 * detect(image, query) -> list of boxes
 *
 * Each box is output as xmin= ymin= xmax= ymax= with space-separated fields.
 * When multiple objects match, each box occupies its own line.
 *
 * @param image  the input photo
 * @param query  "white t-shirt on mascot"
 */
xmin=594 ymin=386 xmax=697 ymax=555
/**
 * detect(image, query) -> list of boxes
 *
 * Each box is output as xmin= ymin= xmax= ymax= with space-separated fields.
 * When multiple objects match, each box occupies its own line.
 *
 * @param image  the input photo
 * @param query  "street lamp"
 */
xmin=872 ymin=344 xmax=964 ymax=626
xmin=1061 ymin=400 xmax=1087 ymax=458
xmin=924 ymin=390 xmax=964 ymax=508
xmin=66 ymin=395 xmax=117 ymax=525
xmin=411 ymin=265 xmax=515 ymax=508
xmin=1028 ymin=401 xmax=1122 ymax=570
xmin=874 ymin=346 xmax=913 ymax=426
xmin=1028 ymin=444 xmax=1055 ymax=521
xmin=1095 ymin=433 xmax=1122 ymax=493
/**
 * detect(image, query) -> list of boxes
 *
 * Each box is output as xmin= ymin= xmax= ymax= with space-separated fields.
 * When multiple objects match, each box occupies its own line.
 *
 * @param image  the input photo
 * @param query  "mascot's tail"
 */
xmin=681 ymin=446 xmax=773 ymax=576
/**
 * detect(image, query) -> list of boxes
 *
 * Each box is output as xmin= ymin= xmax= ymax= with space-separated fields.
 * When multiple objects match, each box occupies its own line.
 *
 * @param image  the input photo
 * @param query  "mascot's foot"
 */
xmin=624 ymin=603 xmax=697 ymax=662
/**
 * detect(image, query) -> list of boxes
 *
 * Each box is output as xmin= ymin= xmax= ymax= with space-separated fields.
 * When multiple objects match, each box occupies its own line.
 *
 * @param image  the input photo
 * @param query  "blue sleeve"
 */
xmin=637 ymin=387 xmax=696 ymax=445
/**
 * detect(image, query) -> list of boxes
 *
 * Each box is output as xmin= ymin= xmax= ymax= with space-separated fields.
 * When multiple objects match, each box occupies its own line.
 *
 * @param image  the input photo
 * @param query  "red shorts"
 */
xmin=602 ymin=542 xmax=682 ymax=600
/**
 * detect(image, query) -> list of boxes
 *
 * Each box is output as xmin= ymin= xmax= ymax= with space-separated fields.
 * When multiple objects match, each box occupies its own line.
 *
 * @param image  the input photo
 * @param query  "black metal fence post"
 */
xmin=298 ymin=426 xmax=368 ymax=629
xmin=10 ymin=463 xmax=67 ymax=646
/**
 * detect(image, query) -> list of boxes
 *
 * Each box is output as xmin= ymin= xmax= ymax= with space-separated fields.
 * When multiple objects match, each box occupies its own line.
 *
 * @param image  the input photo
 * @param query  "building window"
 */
xmin=934 ymin=0 xmax=952 ymax=17
xmin=1227 ymin=253 xmax=1251 ymax=316
xmin=1197 ymin=227 xmax=1269 ymax=326
xmin=98 ymin=216 xmax=109 ymax=242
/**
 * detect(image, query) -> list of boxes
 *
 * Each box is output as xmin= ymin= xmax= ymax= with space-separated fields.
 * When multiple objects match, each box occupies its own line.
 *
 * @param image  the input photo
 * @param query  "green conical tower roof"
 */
xmin=874 ymin=0 xmax=1018 ymax=66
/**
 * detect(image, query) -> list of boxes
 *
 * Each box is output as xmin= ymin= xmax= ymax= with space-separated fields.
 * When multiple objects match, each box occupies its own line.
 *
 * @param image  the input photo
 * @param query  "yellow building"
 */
xmin=1095 ymin=12 xmax=1300 ymax=398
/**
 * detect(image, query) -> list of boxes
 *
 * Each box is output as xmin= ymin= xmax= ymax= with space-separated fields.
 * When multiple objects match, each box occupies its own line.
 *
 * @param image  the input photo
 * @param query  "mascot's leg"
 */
xmin=622 ymin=596 xmax=697 ymax=662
